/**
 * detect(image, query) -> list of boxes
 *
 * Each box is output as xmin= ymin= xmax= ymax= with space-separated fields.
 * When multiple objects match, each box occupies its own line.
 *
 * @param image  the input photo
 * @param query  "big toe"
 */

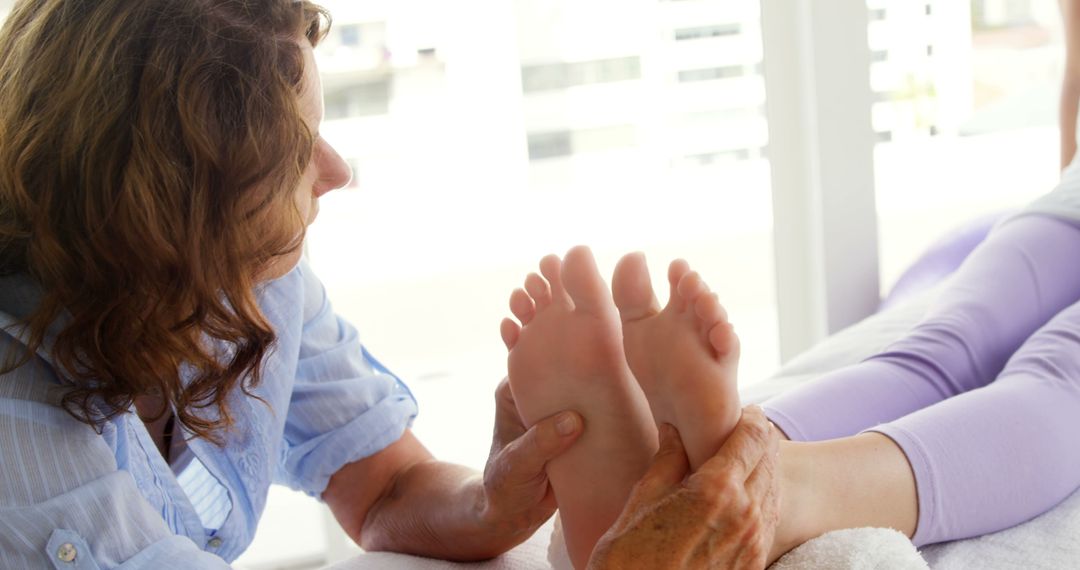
xmin=613 ymin=252 xmax=660 ymax=322
xmin=562 ymin=245 xmax=614 ymax=316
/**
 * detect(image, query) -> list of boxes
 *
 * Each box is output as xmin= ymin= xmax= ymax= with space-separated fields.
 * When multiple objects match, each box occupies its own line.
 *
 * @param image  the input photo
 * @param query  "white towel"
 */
xmin=547 ymin=518 xmax=928 ymax=570
xmin=773 ymin=528 xmax=927 ymax=570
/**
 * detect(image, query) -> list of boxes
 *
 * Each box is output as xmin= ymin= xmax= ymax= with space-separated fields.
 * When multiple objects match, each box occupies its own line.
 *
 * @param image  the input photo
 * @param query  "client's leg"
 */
xmin=501 ymin=246 xmax=657 ymax=570
xmin=771 ymin=298 xmax=1080 ymax=562
xmin=764 ymin=214 xmax=1080 ymax=441
xmin=871 ymin=297 xmax=1080 ymax=545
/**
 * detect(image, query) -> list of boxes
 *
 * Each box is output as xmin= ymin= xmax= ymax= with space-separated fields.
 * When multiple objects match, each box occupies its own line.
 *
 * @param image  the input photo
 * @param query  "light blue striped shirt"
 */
xmin=0 ymin=259 xmax=419 ymax=568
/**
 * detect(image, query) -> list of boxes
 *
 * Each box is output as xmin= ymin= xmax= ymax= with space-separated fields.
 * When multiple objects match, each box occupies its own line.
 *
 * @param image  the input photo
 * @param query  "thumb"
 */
xmin=626 ymin=424 xmax=690 ymax=506
xmin=498 ymin=411 xmax=583 ymax=483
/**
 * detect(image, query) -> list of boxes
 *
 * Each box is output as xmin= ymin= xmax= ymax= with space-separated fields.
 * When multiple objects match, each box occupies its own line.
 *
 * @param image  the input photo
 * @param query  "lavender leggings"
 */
xmin=762 ymin=213 xmax=1080 ymax=546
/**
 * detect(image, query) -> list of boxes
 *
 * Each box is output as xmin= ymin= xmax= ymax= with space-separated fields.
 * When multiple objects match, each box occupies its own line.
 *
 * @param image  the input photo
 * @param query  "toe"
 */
xmin=540 ymin=254 xmax=573 ymax=308
xmin=501 ymin=318 xmax=521 ymax=350
xmin=694 ymin=292 xmax=729 ymax=327
xmin=708 ymin=320 xmax=740 ymax=361
xmin=666 ymin=259 xmax=692 ymax=309
xmin=525 ymin=273 xmax=552 ymax=308
xmin=675 ymin=271 xmax=707 ymax=312
xmin=694 ymin=292 xmax=729 ymax=339
xmin=613 ymin=252 xmax=661 ymax=323
xmin=562 ymin=245 xmax=614 ymax=316
xmin=510 ymin=288 xmax=536 ymax=325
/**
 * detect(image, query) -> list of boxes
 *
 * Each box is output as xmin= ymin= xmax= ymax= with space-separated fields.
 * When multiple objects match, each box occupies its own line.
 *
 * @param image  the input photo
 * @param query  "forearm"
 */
xmin=360 ymin=460 xmax=521 ymax=560
xmin=323 ymin=431 xmax=511 ymax=560
xmin=1061 ymin=75 xmax=1080 ymax=170
xmin=1062 ymin=0 xmax=1080 ymax=169
xmin=324 ymin=396 xmax=581 ymax=563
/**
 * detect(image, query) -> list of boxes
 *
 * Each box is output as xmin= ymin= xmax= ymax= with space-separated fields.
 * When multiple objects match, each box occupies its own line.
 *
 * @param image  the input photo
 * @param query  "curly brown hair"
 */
xmin=0 ymin=0 xmax=330 ymax=442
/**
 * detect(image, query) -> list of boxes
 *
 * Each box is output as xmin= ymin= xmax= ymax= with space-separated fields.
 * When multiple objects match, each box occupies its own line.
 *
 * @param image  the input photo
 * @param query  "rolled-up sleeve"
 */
xmin=276 ymin=261 xmax=419 ymax=496
xmin=0 ymin=399 xmax=231 ymax=569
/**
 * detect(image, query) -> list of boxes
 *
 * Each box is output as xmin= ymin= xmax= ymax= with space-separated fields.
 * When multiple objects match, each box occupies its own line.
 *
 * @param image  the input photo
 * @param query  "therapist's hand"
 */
xmin=326 ymin=378 xmax=582 ymax=561
xmin=588 ymin=406 xmax=780 ymax=570
xmin=477 ymin=377 xmax=584 ymax=550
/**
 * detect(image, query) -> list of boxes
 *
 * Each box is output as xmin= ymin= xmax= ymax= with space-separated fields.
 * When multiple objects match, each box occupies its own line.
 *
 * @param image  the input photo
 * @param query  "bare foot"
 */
xmin=612 ymin=253 xmax=742 ymax=471
xmin=501 ymin=246 xmax=658 ymax=570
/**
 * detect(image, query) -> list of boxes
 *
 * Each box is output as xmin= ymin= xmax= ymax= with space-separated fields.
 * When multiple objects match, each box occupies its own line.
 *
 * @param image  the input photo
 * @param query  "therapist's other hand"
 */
xmin=478 ymin=377 xmax=584 ymax=549
xmin=588 ymin=406 xmax=780 ymax=570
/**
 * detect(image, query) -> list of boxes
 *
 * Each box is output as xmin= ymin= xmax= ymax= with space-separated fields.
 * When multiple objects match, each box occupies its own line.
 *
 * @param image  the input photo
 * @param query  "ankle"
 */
xmin=768 ymin=442 xmax=820 ymax=564
xmin=766 ymin=434 xmax=920 ymax=565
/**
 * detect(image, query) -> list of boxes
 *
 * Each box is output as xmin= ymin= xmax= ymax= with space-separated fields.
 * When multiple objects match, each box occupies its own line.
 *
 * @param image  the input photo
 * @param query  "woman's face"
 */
xmin=262 ymin=38 xmax=352 ymax=280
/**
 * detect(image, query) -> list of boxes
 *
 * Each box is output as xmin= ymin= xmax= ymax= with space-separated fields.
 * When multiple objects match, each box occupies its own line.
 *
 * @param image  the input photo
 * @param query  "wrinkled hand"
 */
xmin=478 ymin=378 xmax=584 ymax=549
xmin=588 ymin=406 xmax=781 ymax=570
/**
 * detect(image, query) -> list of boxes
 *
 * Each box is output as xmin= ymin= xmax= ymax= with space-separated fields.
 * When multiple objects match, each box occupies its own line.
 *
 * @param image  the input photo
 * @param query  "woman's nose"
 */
xmin=313 ymin=139 xmax=352 ymax=197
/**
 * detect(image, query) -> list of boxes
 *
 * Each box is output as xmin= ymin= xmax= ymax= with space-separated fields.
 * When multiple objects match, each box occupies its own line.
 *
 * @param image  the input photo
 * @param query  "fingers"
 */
xmin=598 ymin=409 xmax=780 ymax=570
xmin=626 ymin=424 xmax=691 ymax=507
xmin=744 ymin=420 xmax=780 ymax=504
xmin=697 ymin=405 xmax=772 ymax=483
xmin=597 ymin=418 xmax=779 ymax=570
xmin=595 ymin=489 xmax=709 ymax=566
xmin=757 ymin=424 xmax=783 ymax=534
xmin=493 ymin=409 xmax=584 ymax=485
xmin=490 ymin=378 xmax=526 ymax=453
xmin=742 ymin=429 xmax=781 ymax=562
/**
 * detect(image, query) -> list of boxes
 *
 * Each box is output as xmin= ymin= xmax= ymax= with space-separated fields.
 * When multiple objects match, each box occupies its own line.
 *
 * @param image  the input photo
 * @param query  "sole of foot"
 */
xmin=612 ymin=253 xmax=742 ymax=472
xmin=502 ymin=246 xmax=658 ymax=570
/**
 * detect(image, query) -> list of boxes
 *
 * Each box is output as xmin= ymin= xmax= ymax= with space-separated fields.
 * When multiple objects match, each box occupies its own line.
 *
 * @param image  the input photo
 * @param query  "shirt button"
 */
xmin=207 ymin=537 xmax=223 ymax=549
xmin=56 ymin=542 xmax=77 ymax=562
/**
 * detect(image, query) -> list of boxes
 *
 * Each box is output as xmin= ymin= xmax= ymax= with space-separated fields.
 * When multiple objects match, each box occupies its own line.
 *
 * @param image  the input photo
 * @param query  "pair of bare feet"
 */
xmin=501 ymin=246 xmax=743 ymax=569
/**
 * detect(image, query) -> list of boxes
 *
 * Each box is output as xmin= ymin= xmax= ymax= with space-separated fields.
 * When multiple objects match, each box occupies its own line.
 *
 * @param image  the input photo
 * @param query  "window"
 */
xmin=672 ymin=148 xmax=756 ymax=168
xmin=527 ymin=125 xmax=638 ymax=160
xmin=310 ymin=0 xmax=778 ymax=483
xmin=677 ymin=64 xmax=747 ymax=82
xmin=339 ymin=23 xmax=361 ymax=47
xmin=674 ymin=23 xmax=741 ymax=41
xmin=323 ymin=80 xmax=391 ymax=119
xmin=521 ymin=57 xmax=642 ymax=93
xmin=527 ymin=130 xmax=573 ymax=160
xmin=869 ymin=0 xmax=1062 ymax=295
